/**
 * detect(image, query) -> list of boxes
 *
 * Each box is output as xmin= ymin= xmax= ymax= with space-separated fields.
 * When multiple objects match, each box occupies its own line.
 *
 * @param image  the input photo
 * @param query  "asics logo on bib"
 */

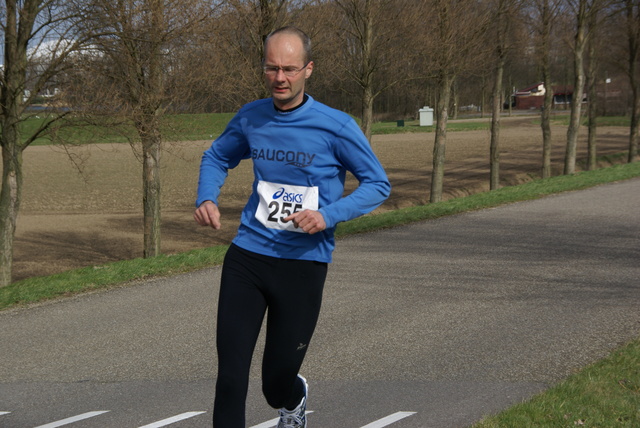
xmin=252 ymin=148 xmax=316 ymax=168
xmin=272 ymin=187 xmax=304 ymax=204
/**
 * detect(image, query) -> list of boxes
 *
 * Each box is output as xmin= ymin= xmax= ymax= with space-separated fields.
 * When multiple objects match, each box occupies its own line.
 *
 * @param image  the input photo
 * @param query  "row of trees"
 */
xmin=1 ymin=0 xmax=639 ymax=286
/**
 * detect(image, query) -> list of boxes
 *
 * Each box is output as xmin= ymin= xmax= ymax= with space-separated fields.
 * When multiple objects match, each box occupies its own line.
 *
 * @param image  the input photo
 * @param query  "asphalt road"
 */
xmin=1 ymin=178 xmax=639 ymax=428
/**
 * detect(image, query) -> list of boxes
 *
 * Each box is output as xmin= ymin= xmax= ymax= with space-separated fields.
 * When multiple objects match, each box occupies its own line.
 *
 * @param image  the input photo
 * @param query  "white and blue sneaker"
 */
xmin=277 ymin=375 xmax=308 ymax=428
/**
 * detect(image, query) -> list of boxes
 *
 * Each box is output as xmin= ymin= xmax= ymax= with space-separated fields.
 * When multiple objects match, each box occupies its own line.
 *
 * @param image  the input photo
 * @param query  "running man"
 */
xmin=194 ymin=26 xmax=390 ymax=428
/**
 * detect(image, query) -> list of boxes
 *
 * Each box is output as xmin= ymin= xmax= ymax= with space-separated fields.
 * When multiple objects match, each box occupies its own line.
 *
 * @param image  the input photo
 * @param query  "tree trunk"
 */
xmin=0 ymin=137 xmax=24 ymax=287
xmin=586 ymin=27 xmax=598 ymax=171
xmin=565 ymin=0 xmax=588 ymax=175
xmin=362 ymin=84 xmax=374 ymax=143
xmin=490 ymin=0 xmax=508 ymax=191
xmin=360 ymin=0 xmax=375 ymax=143
xmin=480 ymin=75 xmax=486 ymax=119
xmin=142 ymin=128 xmax=162 ymax=259
xmin=490 ymin=61 xmax=504 ymax=190
xmin=430 ymin=75 xmax=453 ymax=203
xmin=140 ymin=0 xmax=164 ymax=258
xmin=540 ymin=55 xmax=553 ymax=178
xmin=540 ymin=0 xmax=553 ymax=179
xmin=507 ymin=76 xmax=512 ymax=117
xmin=258 ymin=0 xmax=283 ymax=58
xmin=541 ymin=89 xmax=553 ymax=178
xmin=0 ymin=0 xmax=31 ymax=286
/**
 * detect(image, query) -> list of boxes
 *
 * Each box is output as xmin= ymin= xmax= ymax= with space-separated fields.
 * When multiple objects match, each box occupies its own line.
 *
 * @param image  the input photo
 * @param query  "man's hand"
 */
xmin=194 ymin=201 xmax=222 ymax=230
xmin=284 ymin=210 xmax=326 ymax=235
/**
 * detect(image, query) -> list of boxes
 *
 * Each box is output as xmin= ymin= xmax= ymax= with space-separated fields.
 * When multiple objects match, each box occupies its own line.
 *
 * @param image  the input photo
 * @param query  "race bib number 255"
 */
xmin=255 ymin=181 xmax=319 ymax=233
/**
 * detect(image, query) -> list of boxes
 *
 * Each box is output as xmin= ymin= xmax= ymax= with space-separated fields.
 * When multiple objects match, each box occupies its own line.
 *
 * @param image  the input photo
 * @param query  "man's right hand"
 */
xmin=194 ymin=201 xmax=222 ymax=230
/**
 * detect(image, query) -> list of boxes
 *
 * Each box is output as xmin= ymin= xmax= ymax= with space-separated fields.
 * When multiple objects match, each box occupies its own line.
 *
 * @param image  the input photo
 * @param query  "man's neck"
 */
xmin=275 ymin=94 xmax=309 ymax=112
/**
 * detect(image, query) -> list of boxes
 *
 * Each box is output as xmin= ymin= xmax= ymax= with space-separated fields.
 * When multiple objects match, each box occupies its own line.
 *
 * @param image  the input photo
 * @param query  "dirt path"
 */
xmin=11 ymin=116 xmax=630 ymax=281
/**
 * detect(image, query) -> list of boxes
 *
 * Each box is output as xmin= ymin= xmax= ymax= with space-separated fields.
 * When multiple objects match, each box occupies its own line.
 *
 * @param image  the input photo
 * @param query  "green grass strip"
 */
xmin=473 ymin=338 xmax=640 ymax=427
xmin=0 ymin=245 xmax=228 ymax=310
xmin=1 ymin=161 xmax=639 ymax=311
xmin=24 ymin=111 xmax=570 ymax=146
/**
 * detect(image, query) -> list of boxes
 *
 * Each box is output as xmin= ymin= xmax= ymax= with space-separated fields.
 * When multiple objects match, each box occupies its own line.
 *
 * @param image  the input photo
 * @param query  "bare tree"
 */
xmin=208 ymin=0 xmax=291 ymax=107
xmin=489 ymin=0 xmax=519 ymax=190
xmin=565 ymin=0 xmax=615 ymax=174
xmin=70 ymin=0 xmax=214 ymax=258
xmin=0 ymin=0 xmax=88 ymax=286
xmin=421 ymin=0 xmax=490 ymax=203
xmin=332 ymin=0 xmax=412 ymax=141
xmin=531 ymin=0 xmax=563 ymax=178
xmin=585 ymin=13 xmax=599 ymax=170
xmin=564 ymin=0 xmax=590 ymax=174
xmin=584 ymin=3 xmax=614 ymax=170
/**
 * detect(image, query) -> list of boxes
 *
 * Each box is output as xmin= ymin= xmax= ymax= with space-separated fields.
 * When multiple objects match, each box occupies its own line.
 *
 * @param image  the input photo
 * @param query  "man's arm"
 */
xmin=194 ymin=111 xmax=250 ymax=227
xmin=318 ymin=119 xmax=391 ymax=229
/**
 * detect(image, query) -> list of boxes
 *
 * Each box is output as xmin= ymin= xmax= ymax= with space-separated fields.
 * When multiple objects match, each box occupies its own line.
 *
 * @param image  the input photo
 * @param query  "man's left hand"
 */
xmin=284 ymin=210 xmax=326 ymax=235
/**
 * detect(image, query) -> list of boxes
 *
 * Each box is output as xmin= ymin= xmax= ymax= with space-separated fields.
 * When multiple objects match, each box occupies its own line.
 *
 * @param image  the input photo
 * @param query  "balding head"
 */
xmin=264 ymin=26 xmax=312 ymax=64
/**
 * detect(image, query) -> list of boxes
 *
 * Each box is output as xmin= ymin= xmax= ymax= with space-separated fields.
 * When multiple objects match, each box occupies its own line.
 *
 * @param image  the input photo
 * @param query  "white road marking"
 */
xmin=249 ymin=411 xmax=314 ymax=428
xmin=360 ymin=411 xmax=417 ymax=428
xmin=7 ymin=409 xmax=416 ymax=427
xmin=137 ymin=411 xmax=207 ymax=428
xmin=33 ymin=411 xmax=110 ymax=428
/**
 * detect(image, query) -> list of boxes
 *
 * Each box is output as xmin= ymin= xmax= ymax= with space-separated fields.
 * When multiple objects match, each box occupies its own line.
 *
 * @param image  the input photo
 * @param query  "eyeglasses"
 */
xmin=263 ymin=62 xmax=310 ymax=77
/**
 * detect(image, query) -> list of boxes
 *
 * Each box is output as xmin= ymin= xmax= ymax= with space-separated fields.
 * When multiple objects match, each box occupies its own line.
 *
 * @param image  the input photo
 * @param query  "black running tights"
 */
xmin=213 ymin=244 xmax=327 ymax=427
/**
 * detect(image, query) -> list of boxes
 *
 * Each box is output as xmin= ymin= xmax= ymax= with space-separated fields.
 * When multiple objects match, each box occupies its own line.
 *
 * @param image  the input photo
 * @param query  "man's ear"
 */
xmin=305 ymin=61 xmax=314 ymax=79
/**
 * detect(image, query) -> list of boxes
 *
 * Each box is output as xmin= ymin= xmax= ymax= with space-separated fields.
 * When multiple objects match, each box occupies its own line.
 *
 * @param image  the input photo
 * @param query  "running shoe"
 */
xmin=277 ymin=375 xmax=308 ymax=428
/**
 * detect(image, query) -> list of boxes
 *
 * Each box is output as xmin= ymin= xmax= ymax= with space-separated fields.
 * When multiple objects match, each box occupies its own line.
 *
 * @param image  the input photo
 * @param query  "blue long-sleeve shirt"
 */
xmin=196 ymin=95 xmax=390 ymax=263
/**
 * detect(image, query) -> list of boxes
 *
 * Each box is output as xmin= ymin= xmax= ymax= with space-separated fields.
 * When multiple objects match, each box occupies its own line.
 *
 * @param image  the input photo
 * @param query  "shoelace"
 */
xmin=278 ymin=409 xmax=305 ymax=428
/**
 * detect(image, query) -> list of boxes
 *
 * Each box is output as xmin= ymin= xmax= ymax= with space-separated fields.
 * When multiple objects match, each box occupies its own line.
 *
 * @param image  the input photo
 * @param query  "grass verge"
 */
xmin=473 ymin=337 xmax=640 ymax=427
xmin=23 ymin=112 xmax=238 ymax=145
xmin=2 ymin=161 xmax=639 ymax=312
xmin=0 ymin=245 xmax=228 ymax=311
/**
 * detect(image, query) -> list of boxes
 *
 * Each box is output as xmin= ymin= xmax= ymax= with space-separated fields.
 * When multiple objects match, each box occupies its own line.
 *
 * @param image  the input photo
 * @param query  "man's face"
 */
xmin=263 ymin=33 xmax=313 ymax=110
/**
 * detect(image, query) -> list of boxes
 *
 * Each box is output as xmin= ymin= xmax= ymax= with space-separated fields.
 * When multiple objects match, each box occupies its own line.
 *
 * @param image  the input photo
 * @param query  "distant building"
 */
xmin=513 ymin=82 xmax=546 ymax=109
xmin=507 ymin=82 xmax=584 ymax=110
